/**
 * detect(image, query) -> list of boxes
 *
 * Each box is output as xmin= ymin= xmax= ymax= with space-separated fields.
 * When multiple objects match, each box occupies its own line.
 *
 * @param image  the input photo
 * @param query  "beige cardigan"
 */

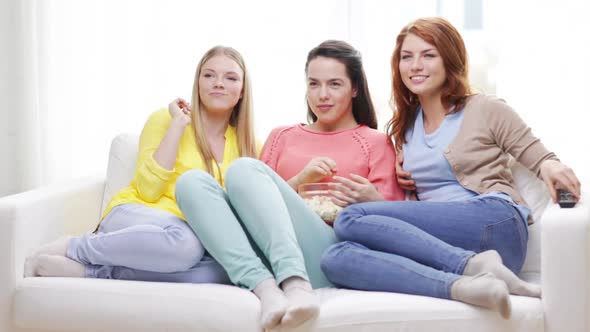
xmin=441 ymin=94 xmax=557 ymax=223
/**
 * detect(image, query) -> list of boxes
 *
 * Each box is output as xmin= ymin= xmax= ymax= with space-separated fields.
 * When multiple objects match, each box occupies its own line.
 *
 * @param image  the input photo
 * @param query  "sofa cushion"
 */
xmin=14 ymin=278 xmax=543 ymax=332
xmin=509 ymin=158 xmax=551 ymax=274
xmin=510 ymin=158 xmax=551 ymax=223
xmin=101 ymin=134 xmax=139 ymax=214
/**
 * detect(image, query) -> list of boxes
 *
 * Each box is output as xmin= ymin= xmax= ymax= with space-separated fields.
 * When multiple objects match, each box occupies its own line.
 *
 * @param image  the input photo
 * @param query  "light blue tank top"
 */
xmin=403 ymin=107 xmax=531 ymax=220
xmin=403 ymin=107 xmax=475 ymax=201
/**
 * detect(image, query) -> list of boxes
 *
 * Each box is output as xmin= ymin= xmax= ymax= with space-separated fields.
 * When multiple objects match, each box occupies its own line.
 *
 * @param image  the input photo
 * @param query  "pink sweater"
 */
xmin=260 ymin=124 xmax=404 ymax=201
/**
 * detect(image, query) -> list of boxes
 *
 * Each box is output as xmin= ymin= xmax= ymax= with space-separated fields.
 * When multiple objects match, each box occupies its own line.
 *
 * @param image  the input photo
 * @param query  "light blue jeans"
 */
xmin=175 ymin=157 xmax=337 ymax=290
xmin=320 ymin=196 xmax=528 ymax=299
xmin=67 ymin=203 xmax=230 ymax=283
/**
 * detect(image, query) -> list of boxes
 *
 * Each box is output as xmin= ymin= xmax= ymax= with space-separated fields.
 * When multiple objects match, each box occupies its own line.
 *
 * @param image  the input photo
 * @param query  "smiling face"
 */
xmin=306 ymin=56 xmax=358 ymax=131
xmin=398 ymin=33 xmax=447 ymax=101
xmin=198 ymin=54 xmax=244 ymax=115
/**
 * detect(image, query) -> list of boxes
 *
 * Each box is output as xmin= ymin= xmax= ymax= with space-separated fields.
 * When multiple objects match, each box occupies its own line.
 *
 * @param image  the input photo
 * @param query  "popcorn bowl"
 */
xmin=298 ymin=183 xmax=343 ymax=225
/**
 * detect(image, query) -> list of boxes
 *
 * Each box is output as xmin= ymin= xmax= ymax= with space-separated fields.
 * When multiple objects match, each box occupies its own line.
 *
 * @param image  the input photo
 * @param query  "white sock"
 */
xmin=464 ymin=250 xmax=541 ymax=297
xmin=33 ymin=254 xmax=86 ymax=278
xmin=451 ymin=272 xmax=511 ymax=319
xmin=24 ymin=236 xmax=73 ymax=277
xmin=279 ymin=276 xmax=319 ymax=329
xmin=252 ymin=278 xmax=288 ymax=330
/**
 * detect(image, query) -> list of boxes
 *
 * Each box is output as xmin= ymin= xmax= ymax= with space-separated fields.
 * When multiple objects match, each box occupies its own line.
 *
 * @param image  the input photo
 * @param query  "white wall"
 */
xmin=1 ymin=0 xmax=588 ymax=196
xmin=488 ymin=0 xmax=590 ymax=184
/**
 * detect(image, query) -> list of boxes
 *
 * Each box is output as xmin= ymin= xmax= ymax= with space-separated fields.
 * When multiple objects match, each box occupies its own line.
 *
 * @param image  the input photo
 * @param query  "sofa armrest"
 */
xmin=0 ymin=175 xmax=106 ymax=328
xmin=0 ymin=176 xmax=105 ymax=332
xmin=0 ymin=176 xmax=105 ymax=278
xmin=541 ymin=193 xmax=590 ymax=332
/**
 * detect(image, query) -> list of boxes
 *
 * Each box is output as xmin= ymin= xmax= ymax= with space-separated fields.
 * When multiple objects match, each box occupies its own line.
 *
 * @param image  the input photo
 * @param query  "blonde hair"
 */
xmin=190 ymin=46 xmax=257 ymax=177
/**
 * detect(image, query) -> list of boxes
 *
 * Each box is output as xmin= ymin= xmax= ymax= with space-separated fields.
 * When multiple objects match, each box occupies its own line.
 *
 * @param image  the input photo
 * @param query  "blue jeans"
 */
xmin=320 ymin=196 xmax=528 ymax=299
xmin=175 ymin=158 xmax=337 ymax=290
xmin=67 ymin=203 xmax=230 ymax=283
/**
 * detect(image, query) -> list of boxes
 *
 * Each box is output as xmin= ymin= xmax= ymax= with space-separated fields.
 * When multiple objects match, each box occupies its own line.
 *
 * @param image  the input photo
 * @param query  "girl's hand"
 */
xmin=168 ymin=98 xmax=191 ymax=127
xmin=540 ymin=159 xmax=581 ymax=203
xmin=330 ymin=174 xmax=384 ymax=206
xmin=295 ymin=157 xmax=338 ymax=186
xmin=396 ymin=150 xmax=416 ymax=191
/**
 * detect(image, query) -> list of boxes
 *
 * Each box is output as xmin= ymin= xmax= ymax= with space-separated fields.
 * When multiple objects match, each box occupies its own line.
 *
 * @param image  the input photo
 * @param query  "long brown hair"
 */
xmin=386 ymin=17 xmax=472 ymax=147
xmin=305 ymin=40 xmax=378 ymax=129
xmin=190 ymin=46 xmax=257 ymax=177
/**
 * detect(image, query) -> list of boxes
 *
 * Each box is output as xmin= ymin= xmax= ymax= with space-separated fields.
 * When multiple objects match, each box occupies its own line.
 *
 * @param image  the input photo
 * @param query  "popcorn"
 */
xmin=304 ymin=195 xmax=343 ymax=224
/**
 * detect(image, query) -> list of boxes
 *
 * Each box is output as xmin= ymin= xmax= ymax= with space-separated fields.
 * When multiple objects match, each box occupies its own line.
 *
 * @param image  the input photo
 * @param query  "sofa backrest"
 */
xmin=101 ymin=133 xmax=550 ymax=273
xmin=509 ymin=158 xmax=551 ymax=274
xmin=509 ymin=158 xmax=551 ymax=223
xmin=101 ymin=134 xmax=139 ymax=214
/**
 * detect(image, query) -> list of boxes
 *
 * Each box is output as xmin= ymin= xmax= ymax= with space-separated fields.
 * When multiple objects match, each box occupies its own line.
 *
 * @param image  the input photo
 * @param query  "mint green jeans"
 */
xmin=175 ymin=157 xmax=337 ymax=290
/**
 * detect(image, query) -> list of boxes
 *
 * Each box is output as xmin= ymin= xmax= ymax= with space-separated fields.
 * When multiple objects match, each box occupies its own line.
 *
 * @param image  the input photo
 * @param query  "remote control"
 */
xmin=557 ymin=189 xmax=577 ymax=208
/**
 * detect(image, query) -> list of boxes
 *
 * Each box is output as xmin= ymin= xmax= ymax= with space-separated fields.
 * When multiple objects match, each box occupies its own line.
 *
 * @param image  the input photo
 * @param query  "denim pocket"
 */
xmin=481 ymin=214 xmax=528 ymax=273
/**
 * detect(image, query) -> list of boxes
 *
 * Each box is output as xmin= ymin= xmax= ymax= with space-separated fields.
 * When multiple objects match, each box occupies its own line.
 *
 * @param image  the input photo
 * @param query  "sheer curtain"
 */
xmin=2 ymin=0 xmax=588 ymax=197
xmin=1 ymin=0 xmax=43 ymax=195
xmin=4 ymin=0 xmax=350 ymax=195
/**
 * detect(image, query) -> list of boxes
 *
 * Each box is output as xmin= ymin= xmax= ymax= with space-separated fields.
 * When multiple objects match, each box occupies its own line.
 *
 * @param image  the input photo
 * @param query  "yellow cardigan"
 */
xmin=102 ymin=108 xmax=241 ymax=220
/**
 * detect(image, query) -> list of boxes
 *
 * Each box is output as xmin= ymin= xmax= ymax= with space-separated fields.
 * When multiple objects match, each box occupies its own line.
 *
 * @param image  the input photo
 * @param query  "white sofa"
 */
xmin=1 ymin=133 xmax=589 ymax=332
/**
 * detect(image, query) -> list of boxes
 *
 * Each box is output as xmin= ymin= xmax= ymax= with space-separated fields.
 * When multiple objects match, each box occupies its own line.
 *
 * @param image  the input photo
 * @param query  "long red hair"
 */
xmin=386 ymin=17 xmax=472 ymax=147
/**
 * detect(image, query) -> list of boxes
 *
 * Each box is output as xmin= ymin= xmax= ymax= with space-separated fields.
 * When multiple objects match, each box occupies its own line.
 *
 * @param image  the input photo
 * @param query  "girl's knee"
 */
xmin=333 ymin=205 xmax=364 ymax=239
xmin=175 ymin=170 xmax=220 ymax=204
xmin=226 ymin=157 xmax=263 ymax=181
xmin=321 ymin=241 xmax=357 ymax=272
xmin=167 ymin=227 xmax=205 ymax=270
xmin=176 ymin=241 xmax=205 ymax=271
xmin=482 ymin=216 xmax=527 ymax=273
xmin=176 ymin=170 xmax=216 ymax=190
xmin=228 ymin=157 xmax=260 ymax=169
xmin=225 ymin=158 xmax=270 ymax=193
